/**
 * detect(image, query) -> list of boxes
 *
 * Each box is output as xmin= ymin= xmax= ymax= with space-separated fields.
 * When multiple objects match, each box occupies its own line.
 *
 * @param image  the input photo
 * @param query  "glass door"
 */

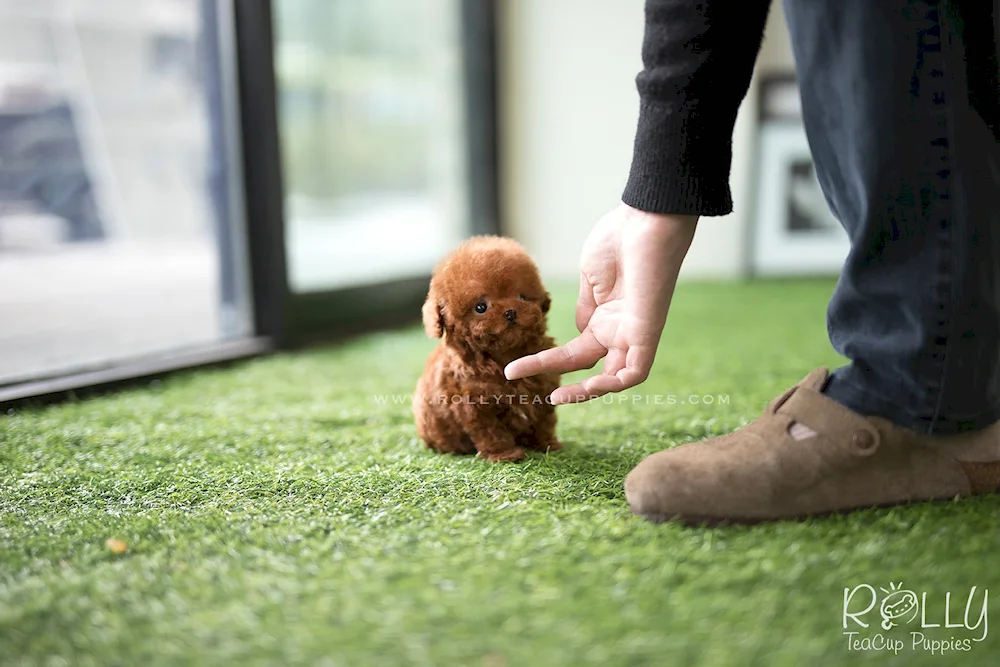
xmin=0 ymin=0 xmax=253 ymax=388
xmin=0 ymin=0 xmax=499 ymax=403
xmin=271 ymin=0 xmax=493 ymax=303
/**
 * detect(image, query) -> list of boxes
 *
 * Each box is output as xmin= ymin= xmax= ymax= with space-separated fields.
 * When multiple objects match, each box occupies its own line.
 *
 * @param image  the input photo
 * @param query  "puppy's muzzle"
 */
xmin=504 ymin=309 xmax=517 ymax=323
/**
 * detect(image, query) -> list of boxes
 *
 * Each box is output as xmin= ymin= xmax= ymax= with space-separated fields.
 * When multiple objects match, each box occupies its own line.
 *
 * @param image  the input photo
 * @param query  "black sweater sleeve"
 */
xmin=621 ymin=0 xmax=772 ymax=216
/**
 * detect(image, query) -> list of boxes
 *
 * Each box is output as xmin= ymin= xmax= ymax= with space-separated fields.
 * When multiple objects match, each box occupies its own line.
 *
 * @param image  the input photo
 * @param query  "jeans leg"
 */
xmin=783 ymin=0 xmax=1000 ymax=434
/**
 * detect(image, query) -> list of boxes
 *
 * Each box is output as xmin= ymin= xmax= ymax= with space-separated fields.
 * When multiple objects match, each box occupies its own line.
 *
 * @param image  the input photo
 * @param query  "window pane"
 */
xmin=273 ymin=0 xmax=469 ymax=292
xmin=0 ymin=0 xmax=251 ymax=385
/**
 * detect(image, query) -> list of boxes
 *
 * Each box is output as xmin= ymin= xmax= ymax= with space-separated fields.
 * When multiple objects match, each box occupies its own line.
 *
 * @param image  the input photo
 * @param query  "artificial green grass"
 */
xmin=2 ymin=279 xmax=999 ymax=667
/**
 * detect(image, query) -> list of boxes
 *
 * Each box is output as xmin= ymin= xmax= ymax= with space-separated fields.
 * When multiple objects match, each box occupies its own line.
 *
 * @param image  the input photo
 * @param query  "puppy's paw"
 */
xmin=480 ymin=447 xmax=527 ymax=463
xmin=517 ymin=434 xmax=563 ymax=453
xmin=425 ymin=434 xmax=476 ymax=455
xmin=539 ymin=439 xmax=563 ymax=452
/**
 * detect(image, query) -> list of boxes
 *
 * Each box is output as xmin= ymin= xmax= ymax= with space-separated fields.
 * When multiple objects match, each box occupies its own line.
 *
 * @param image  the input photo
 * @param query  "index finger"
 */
xmin=503 ymin=331 xmax=606 ymax=380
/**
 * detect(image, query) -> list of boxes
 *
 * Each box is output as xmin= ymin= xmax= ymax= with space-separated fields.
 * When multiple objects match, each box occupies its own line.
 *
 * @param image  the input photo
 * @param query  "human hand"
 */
xmin=504 ymin=203 xmax=697 ymax=404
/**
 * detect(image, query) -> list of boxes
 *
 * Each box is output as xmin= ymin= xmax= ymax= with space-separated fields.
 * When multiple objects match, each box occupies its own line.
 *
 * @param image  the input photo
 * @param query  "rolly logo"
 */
xmin=880 ymin=582 xmax=919 ymax=629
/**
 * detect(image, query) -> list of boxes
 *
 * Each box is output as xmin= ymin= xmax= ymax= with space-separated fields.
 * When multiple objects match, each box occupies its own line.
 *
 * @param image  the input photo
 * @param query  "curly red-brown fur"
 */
xmin=413 ymin=236 xmax=561 ymax=462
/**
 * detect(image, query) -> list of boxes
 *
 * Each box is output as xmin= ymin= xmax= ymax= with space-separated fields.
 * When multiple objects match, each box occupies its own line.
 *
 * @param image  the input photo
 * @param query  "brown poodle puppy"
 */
xmin=413 ymin=236 xmax=562 ymax=462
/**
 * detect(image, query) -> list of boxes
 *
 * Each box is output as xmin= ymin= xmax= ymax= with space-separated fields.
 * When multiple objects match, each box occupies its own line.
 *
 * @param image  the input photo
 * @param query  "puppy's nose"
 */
xmin=504 ymin=309 xmax=517 ymax=323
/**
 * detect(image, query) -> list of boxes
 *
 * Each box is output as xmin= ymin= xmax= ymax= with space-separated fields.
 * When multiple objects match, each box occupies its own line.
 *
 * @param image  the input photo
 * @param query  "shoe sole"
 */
xmin=634 ymin=495 xmax=975 ymax=527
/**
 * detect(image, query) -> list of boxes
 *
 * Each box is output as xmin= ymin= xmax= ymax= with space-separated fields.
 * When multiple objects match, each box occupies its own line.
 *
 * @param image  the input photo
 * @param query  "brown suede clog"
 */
xmin=624 ymin=368 xmax=1000 ymax=525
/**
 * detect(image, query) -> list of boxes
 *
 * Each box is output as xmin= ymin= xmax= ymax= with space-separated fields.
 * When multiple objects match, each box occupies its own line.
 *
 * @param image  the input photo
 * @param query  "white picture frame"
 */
xmin=750 ymin=121 xmax=850 ymax=276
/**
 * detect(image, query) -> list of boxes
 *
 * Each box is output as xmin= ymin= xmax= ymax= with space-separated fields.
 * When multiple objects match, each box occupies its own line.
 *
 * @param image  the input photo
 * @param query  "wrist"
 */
xmin=619 ymin=202 xmax=698 ymax=241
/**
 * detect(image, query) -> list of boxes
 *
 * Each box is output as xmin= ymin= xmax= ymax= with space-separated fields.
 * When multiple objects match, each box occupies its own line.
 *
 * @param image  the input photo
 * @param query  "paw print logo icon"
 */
xmin=879 ymin=582 xmax=919 ymax=630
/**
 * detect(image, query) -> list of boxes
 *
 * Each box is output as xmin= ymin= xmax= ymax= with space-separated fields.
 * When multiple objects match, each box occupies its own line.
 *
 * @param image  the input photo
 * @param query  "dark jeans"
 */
xmin=784 ymin=0 xmax=1000 ymax=434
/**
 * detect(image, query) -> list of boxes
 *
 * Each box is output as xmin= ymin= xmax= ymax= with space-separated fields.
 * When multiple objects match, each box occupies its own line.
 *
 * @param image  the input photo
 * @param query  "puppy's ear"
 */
xmin=541 ymin=292 xmax=551 ymax=314
xmin=421 ymin=286 xmax=445 ymax=338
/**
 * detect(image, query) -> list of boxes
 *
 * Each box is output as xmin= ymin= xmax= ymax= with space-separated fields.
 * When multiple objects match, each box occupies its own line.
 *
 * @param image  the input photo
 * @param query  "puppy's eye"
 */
xmin=519 ymin=294 xmax=530 ymax=301
xmin=474 ymin=301 xmax=488 ymax=314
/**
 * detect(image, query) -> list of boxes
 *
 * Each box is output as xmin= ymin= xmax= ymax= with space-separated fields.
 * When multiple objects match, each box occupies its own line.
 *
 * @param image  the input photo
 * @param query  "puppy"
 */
xmin=414 ymin=236 xmax=561 ymax=462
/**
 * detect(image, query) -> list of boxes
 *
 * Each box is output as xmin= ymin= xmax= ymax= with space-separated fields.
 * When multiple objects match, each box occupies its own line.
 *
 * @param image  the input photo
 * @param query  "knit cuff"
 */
xmin=621 ymin=101 xmax=735 ymax=216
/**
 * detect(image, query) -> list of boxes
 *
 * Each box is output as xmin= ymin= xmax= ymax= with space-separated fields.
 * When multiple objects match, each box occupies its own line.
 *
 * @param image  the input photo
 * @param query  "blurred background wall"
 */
xmin=499 ymin=0 xmax=797 ymax=281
